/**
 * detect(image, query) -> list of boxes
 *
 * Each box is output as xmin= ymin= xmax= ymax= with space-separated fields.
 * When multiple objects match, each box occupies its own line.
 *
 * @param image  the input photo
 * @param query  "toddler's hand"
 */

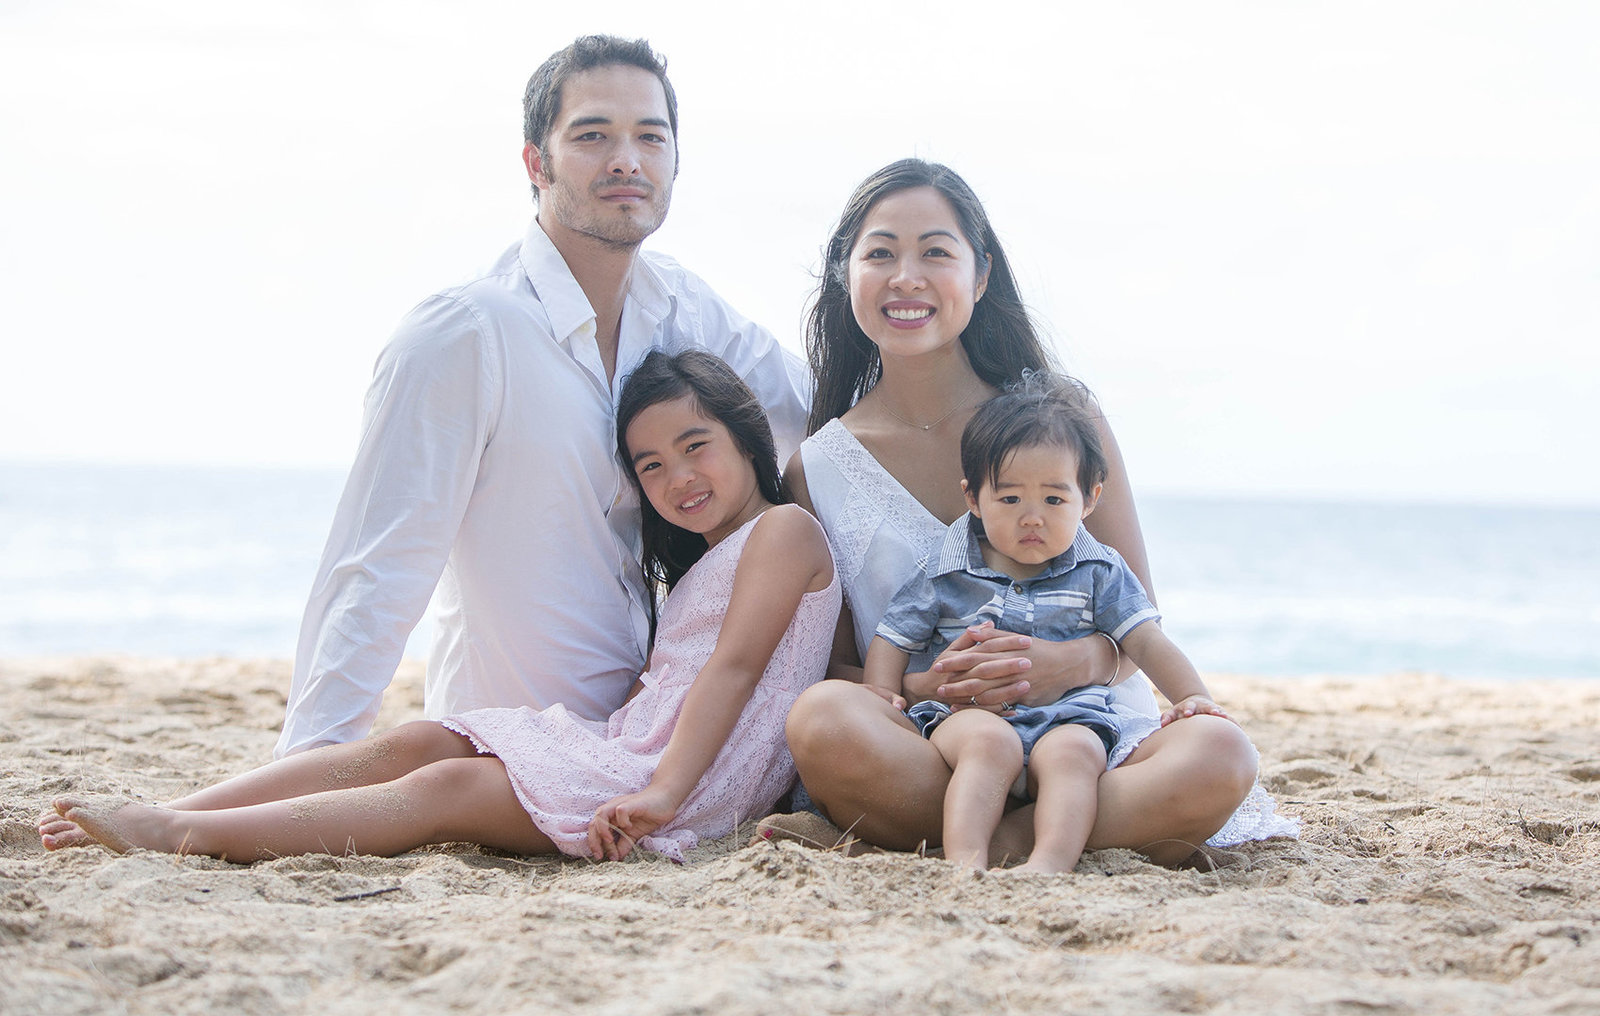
xmin=587 ymin=785 xmax=679 ymax=861
xmin=864 ymin=685 xmax=907 ymax=712
xmin=1159 ymin=694 xmax=1230 ymax=727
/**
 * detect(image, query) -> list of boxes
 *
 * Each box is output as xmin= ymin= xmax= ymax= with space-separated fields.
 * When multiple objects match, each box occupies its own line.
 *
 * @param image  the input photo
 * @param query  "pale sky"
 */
xmin=3 ymin=0 xmax=1596 ymax=506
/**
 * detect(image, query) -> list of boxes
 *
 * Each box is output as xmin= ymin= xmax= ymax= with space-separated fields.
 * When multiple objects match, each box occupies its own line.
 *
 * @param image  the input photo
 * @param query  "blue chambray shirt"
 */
xmin=875 ymin=513 xmax=1160 ymax=673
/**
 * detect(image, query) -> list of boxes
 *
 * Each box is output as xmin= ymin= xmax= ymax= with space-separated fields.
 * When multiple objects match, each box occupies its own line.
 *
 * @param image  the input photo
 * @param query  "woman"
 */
xmin=775 ymin=159 xmax=1293 ymax=867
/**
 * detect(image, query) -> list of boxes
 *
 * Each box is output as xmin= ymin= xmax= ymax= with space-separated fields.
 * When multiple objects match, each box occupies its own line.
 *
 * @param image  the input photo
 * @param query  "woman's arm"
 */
xmin=588 ymin=506 xmax=832 ymax=859
xmin=784 ymin=447 xmax=869 ymax=682
xmin=1082 ymin=410 xmax=1155 ymax=603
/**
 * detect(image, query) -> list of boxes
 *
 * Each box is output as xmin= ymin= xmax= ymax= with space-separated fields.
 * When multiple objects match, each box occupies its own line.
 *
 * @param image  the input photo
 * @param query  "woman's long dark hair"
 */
xmin=616 ymin=349 xmax=784 ymax=642
xmin=805 ymin=159 xmax=1058 ymax=435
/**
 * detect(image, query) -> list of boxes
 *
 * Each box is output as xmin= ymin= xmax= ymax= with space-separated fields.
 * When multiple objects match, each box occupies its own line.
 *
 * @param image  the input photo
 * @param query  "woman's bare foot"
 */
xmin=38 ymin=809 xmax=94 ymax=850
xmin=51 ymin=797 xmax=182 ymax=855
xmin=749 ymin=812 xmax=883 ymax=856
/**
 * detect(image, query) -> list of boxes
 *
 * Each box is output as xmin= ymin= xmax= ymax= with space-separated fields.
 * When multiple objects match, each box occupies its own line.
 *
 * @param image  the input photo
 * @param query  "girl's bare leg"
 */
xmin=1010 ymin=725 xmax=1106 ymax=874
xmin=928 ymin=711 xmax=1023 ymax=871
xmin=39 ymin=722 xmax=479 ymax=851
xmin=789 ymin=682 xmax=1256 ymax=868
xmin=168 ymin=721 xmax=479 ymax=810
xmin=54 ymin=755 xmax=556 ymax=861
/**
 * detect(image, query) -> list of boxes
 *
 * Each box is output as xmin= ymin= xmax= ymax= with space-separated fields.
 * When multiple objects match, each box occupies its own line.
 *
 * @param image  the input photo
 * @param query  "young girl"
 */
xmin=863 ymin=376 xmax=1228 ymax=873
xmin=39 ymin=350 xmax=840 ymax=864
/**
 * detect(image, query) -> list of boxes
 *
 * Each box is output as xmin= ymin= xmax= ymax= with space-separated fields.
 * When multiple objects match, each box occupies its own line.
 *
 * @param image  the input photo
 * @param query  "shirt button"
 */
xmin=1012 ymin=583 xmax=1024 ymax=593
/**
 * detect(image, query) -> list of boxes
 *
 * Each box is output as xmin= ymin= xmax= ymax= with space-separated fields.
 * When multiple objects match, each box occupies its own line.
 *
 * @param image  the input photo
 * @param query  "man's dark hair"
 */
xmin=961 ymin=372 xmax=1108 ymax=498
xmin=523 ymin=35 xmax=680 ymax=169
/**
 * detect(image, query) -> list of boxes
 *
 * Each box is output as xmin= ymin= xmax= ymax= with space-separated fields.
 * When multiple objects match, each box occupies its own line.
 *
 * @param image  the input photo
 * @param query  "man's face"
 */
xmin=526 ymin=64 xmax=676 ymax=249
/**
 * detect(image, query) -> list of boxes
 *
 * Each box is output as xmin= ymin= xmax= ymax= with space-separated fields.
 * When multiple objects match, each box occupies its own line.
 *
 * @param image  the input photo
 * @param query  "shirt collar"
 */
xmin=518 ymin=217 xmax=676 ymax=352
xmin=930 ymin=513 xmax=1118 ymax=581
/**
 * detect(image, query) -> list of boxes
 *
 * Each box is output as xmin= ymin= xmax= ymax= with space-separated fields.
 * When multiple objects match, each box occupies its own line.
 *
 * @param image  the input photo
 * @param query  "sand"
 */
xmin=2 ymin=657 xmax=1597 ymax=1015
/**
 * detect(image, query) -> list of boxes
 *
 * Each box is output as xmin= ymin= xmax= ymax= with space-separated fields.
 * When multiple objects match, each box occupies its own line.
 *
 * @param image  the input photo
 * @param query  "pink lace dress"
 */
xmin=444 ymin=512 xmax=840 ymax=862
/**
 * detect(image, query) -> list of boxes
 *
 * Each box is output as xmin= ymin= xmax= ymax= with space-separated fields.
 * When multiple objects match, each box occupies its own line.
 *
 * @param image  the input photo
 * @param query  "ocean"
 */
xmin=2 ymin=461 xmax=1595 ymax=680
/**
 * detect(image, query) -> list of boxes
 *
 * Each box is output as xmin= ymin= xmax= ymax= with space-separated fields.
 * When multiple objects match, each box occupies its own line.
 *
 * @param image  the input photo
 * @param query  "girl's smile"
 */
xmin=625 ymin=394 xmax=767 ymax=547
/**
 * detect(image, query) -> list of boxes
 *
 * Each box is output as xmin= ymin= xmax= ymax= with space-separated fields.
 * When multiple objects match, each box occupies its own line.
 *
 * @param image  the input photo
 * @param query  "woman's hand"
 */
xmin=904 ymin=622 xmax=1118 ymax=710
xmin=587 ymin=785 xmax=680 ymax=861
xmin=1159 ymin=694 xmax=1230 ymax=727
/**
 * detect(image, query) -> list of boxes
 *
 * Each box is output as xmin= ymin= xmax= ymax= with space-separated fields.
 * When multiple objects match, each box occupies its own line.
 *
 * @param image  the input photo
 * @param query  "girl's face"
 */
xmin=847 ymin=186 xmax=990 ymax=363
xmin=625 ymin=394 xmax=767 ymax=547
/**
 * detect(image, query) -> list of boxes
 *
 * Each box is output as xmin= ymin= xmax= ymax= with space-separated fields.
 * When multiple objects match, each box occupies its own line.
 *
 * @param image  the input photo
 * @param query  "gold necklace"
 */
xmin=879 ymin=379 xmax=987 ymax=432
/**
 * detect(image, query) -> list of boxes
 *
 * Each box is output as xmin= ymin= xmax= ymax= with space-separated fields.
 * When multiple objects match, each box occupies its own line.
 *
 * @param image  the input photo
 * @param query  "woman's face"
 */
xmin=847 ymin=186 xmax=989 ymax=362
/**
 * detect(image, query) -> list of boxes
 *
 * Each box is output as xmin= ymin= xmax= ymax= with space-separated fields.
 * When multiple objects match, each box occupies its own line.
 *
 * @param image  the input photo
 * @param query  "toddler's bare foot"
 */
xmin=53 ymin=797 xmax=182 ymax=855
xmin=38 ymin=809 xmax=94 ymax=851
xmin=1005 ymin=855 xmax=1078 ymax=875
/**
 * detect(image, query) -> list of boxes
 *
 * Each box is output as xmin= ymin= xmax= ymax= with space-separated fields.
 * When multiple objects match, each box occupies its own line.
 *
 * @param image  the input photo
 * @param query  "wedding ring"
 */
xmin=969 ymin=695 xmax=980 ymax=706
xmin=1000 ymin=701 xmax=1013 ymax=711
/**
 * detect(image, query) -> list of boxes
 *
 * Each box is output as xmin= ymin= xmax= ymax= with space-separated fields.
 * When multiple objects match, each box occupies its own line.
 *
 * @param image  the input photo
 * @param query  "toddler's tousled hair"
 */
xmin=960 ymin=372 xmax=1108 ymax=497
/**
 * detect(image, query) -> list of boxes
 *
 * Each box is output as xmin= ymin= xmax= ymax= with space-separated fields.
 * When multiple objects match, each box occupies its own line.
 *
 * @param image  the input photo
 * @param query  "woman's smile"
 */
xmin=847 ymin=186 xmax=989 ymax=356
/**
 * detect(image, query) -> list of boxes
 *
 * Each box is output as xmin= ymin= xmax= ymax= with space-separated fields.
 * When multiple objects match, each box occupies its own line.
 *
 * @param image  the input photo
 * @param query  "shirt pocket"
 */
xmin=1035 ymin=589 xmax=1096 ymax=635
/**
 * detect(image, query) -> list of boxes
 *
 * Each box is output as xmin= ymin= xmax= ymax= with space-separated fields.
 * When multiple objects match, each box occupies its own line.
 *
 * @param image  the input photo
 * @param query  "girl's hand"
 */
xmin=587 ymin=786 xmax=680 ymax=861
xmin=1160 ymin=694 xmax=1230 ymax=727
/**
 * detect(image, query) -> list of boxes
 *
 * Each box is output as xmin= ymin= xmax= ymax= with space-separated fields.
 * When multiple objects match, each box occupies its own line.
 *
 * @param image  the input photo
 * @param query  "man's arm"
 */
xmin=275 ymin=297 xmax=496 ymax=757
xmin=666 ymin=264 xmax=810 ymax=464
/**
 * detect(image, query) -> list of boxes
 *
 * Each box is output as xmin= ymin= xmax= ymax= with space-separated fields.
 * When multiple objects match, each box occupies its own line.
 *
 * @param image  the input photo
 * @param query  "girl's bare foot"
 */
xmin=51 ymin=797 xmax=181 ymax=855
xmin=38 ymin=809 xmax=94 ymax=850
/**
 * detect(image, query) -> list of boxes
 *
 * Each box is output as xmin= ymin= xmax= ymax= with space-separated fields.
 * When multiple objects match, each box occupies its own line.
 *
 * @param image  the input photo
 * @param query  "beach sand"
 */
xmin=3 ymin=657 xmax=1597 ymax=1015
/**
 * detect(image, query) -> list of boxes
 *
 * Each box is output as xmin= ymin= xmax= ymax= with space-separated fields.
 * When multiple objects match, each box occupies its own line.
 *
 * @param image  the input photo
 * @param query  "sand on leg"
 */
xmin=166 ymin=721 xmax=479 ymax=811
xmin=928 ymin=709 xmax=1024 ymax=871
xmin=55 ymin=754 xmax=557 ymax=861
xmin=1009 ymin=724 xmax=1105 ymax=874
xmin=40 ymin=721 xmax=479 ymax=852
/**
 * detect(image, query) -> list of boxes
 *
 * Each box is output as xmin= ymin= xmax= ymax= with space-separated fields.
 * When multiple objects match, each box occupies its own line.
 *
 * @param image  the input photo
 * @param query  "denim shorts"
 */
xmin=907 ymin=683 xmax=1122 ymax=761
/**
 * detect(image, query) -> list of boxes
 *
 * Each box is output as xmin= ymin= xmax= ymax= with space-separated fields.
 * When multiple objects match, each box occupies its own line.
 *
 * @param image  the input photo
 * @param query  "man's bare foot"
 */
xmin=51 ymin=797 xmax=180 ymax=855
xmin=749 ymin=812 xmax=883 ymax=857
xmin=38 ymin=809 xmax=94 ymax=851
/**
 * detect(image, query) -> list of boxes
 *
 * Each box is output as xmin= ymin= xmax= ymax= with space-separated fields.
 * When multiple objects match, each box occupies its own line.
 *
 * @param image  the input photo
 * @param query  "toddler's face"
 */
xmin=966 ymin=442 xmax=1098 ymax=574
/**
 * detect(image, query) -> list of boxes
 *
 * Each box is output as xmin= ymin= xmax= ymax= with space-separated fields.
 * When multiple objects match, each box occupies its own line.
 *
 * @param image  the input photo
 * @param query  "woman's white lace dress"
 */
xmin=800 ymin=420 xmax=1297 ymax=846
xmin=446 ymin=513 xmax=842 ymax=861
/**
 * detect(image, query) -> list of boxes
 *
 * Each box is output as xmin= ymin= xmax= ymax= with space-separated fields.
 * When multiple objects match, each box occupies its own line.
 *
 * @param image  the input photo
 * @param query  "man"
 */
xmin=275 ymin=35 xmax=808 ymax=758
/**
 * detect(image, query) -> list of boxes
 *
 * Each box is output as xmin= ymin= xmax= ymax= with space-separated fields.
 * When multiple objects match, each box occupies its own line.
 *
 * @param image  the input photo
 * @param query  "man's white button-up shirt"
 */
xmin=275 ymin=218 xmax=809 ymax=757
